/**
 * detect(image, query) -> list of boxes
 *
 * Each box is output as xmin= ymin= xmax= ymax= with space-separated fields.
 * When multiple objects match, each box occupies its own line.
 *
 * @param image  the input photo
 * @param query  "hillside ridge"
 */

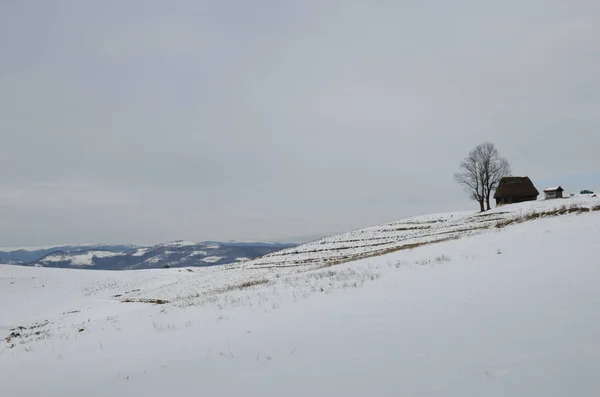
xmin=239 ymin=196 xmax=600 ymax=269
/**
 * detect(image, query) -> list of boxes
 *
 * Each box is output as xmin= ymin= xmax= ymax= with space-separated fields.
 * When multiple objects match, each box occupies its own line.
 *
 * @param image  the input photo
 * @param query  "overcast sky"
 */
xmin=1 ymin=1 xmax=599 ymax=247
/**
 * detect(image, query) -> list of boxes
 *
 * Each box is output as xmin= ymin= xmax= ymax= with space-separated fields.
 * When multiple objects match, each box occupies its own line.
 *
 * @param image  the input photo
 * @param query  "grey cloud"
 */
xmin=1 ymin=0 xmax=599 ymax=246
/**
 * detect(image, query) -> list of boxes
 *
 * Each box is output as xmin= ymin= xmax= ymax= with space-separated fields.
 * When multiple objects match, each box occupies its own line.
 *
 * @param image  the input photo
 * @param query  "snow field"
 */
xmin=1 ymin=200 xmax=600 ymax=396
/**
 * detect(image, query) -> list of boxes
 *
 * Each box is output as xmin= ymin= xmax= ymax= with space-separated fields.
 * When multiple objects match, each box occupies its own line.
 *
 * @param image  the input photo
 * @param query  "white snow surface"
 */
xmin=1 ymin=199 xmax=600 ymax=396
xmin=39 ymin=250 xmax=120 ymax=266
xmin=130 ymin=248 xmax=150 ymax=257
xmin=200 ymin=256 xmax=222 ymax=263
xmin=143 ymin=256 xmax=162 ymax=264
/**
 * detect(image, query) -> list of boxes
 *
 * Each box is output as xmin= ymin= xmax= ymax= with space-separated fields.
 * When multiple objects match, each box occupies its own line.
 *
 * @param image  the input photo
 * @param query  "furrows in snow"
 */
xmin=240 ymin=197 xmax=600 ymax=269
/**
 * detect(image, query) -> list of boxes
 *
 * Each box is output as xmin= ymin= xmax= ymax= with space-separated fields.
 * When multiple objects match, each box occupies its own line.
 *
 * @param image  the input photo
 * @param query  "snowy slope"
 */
xmin=242 ymin=196 xmax=600 ymax=268
xmin=2 ymin=205 xmax=600 ymax=396
xmin=37 ymin=250 xmax=122 ymax=266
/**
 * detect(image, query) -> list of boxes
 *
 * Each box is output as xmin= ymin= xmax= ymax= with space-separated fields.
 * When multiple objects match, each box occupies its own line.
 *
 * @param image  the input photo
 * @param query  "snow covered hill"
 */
xmin=241 ymin=196 xmax=600 ymax=269
xmin=6 ymin=241 xmax=295 ymax=270
xmin=2 ymin=199 xmax=600 ymax=396
xmin=35 ymin=250 xmax=122 ymax=266
xmin=0 ymin=244 xmax=136 ymax=265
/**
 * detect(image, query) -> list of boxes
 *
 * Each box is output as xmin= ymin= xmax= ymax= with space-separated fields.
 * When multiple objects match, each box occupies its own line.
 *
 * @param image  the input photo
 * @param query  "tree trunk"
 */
xmin=479 ymin=199 xmax=485 ymax=212
xmin=485 ymin=193 xmax=491 ymax=211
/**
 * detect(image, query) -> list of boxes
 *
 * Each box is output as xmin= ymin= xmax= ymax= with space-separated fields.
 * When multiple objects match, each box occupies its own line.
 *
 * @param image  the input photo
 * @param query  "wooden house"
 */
xmin=543 ymin=186 xmax=564 ymax=199
xmin=493 ymin=176 xmax=539 ymax=206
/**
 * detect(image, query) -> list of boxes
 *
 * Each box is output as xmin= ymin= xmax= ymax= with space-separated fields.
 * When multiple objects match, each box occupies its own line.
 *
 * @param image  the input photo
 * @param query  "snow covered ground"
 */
xmin=241 ymin=196 xmax=600 ymax=269
xmin=1 ymin=199 xmax=600 ymax=396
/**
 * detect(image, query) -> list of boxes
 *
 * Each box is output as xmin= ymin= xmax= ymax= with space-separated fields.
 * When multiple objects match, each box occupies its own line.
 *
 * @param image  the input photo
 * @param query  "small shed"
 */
xmin=494 ymin=176 xmax=539 ymax=206
xmin=543 ymin=186 xmax=564 ymax=199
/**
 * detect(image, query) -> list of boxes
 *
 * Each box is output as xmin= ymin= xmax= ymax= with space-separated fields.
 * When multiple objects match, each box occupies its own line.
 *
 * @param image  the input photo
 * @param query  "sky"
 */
xmin=1 ymin=1 xmax=599 ymax=247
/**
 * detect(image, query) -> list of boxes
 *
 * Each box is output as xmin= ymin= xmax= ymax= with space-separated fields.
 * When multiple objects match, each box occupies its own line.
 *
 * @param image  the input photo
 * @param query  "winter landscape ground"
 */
xmin=2 ymin=197 xmax=600 ymax=396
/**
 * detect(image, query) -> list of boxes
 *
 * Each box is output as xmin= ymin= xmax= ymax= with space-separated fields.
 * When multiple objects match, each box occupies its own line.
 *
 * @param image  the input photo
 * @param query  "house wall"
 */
xmin=496 ymin=196 xmax=538 ymax=206
xmin=514 ymin=196 xmax=537 ymax=204
xmin=545 ymin=191 xmax=563 ymax=199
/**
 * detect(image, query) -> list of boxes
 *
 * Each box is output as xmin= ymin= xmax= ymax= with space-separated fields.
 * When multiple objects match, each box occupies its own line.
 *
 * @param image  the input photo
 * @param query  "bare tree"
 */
xmin=476 ymin=143 xmax=512 ymax=210
xmin=454 ymin=143 xmax=511 ymax=211
xmin=454 ymin=149 xmax=486 ymax=212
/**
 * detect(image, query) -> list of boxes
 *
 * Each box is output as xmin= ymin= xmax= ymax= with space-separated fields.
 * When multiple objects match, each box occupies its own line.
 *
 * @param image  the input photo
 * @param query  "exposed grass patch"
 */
xmin=212 ymin=279 xmax=271 ymax=294
xmin=414 ymin=254 xmax=452 ymax=266
xmin=121 ymin=298 xmax=169 ymax=305
xmin=312 ymin=235 xmax=462 ymax=269
xmin=402 ymin=218 xmax=446 ymax=225
xmin=4 ymin=320 xmax=51 ymax=348
xmin=434 ymin=254 xmax=451 ymax=263
xmin=387 ymin=226 xmax=432 ymax=231
xmin=472 ymin=211 xmax=510 ymax=218
xmin=250 ymin=202 xmax=600 ymax=272
xmin=236 ymin=279 xmax=270 ymax=289
xmin=255 ymin=229 xmax=487 ymax=269
xmin=258 ymin=207 xmax=593 ymax=269
xmin=495 ymin=204 xmax=599 ymax=229
xmin=113 ymin=289 xmax=141 ymax=298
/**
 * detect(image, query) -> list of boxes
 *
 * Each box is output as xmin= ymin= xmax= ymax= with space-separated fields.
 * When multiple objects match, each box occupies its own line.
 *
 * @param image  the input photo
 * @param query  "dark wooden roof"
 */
xmin=494 ymin=176 xmax=539 ymax=199
xmin=543 ymin=186 xmax=564 ymax=192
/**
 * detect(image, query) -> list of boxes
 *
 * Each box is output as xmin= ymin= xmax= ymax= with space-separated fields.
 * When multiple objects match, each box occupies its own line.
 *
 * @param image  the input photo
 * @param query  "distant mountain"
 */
xmin=3 ymin=241 xmax=295 ymax=270
xmin=0 ymin=244 xmax=137 ymax=265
